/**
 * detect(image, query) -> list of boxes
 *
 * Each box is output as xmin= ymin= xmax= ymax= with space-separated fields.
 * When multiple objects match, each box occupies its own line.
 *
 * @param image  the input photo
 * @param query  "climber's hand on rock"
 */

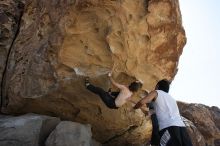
xmin=108 ymin=72 xmax=112 ymax=77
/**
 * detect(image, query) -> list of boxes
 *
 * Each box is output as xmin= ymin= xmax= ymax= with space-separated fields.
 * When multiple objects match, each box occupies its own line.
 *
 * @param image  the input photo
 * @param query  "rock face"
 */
xmin=178 ymin=102 xmax=220 ymax=146
xmin=0 ymin=113 xmax=60 ymax=146
xmin=182 ymin=117 xmax=206 ymax=146
xmin=0 ymin=0 xmax=24 ymax=106
xmin=1 ymin=0 xmax=186 ymax=145
xmin=46 ymin=121 xmax=94 ymax=146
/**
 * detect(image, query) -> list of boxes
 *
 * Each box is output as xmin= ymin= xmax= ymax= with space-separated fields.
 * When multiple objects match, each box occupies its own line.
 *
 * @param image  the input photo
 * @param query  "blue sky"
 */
xmin=170 ymin=0 xmax=220 ymax=107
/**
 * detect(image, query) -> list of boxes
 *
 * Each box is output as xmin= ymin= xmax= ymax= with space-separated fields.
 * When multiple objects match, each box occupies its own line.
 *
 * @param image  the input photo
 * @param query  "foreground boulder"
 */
xmin=0 ymin=113 xmax=60 ymax=146
xmin=1 ymin=0 xmax=186 ymax=145
xmin=46 ymin=121 xmax=100 ymax=146
xmin=178 ymin=102 xmax=220 ymax=146
xmin=182 ymin=117 xmax=206 ymax=146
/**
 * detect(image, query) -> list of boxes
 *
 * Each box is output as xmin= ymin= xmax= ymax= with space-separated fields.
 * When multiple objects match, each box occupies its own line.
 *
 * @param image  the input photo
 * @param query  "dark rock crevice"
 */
xmin=103 ymin=125 xmax=138 ymax=145
xmin=0 ymin=1 xmax=25 ymax=110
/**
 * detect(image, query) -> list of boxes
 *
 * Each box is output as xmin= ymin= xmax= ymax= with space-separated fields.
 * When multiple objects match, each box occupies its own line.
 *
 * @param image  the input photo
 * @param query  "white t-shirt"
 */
xmin=153 ymin=90 xmax=185 ymax=130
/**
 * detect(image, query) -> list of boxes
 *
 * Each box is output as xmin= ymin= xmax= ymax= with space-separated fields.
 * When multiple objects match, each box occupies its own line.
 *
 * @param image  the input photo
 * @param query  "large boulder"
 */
xmin=1 ymin=0 xmax=186 ymax=145
xmin=182 ymin=116 xmax=206 ymax=146
xmin=178 ymin=102 xmax=220 ymax=145
xmin=0 ymin=113 xmax=60 ymax=146
xmin=46 ymin=121 xmax=100 ymax=146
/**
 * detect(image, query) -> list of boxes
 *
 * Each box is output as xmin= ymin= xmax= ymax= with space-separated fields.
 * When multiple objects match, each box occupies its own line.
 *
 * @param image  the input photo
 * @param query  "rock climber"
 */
xmin=85 ymin=72 xmax=142 ymax=109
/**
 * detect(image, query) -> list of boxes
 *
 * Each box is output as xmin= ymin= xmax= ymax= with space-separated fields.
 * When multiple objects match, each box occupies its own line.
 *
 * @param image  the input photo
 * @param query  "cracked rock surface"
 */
xmin=0 ymin=0 xmax=24 ymax=107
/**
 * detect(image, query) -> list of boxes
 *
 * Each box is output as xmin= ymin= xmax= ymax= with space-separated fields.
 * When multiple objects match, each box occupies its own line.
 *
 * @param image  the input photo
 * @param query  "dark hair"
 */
xmin=129 ymin=81 xmax=142 ymax=92
xmin=156 ymin=79 xmax=170 ymax=93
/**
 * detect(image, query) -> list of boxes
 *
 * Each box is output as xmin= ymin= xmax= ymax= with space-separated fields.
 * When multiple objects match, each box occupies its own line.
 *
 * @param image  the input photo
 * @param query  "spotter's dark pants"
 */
xmin=159 ymin=126 xmax=193 ymax=146
xmin=147 ymin=102 xmax=160 ymax=146
xmin=150 ymin=113 xmax=160 ymax=145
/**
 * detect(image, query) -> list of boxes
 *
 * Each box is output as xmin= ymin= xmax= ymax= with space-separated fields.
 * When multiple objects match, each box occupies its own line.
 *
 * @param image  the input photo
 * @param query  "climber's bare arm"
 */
xmin=128 ymin=99 xmax=148 ymax=113
xmin=108 ymin=73 xmax=125 ymax=90
xmin=134 ymin=91 xmax=157 ymax=109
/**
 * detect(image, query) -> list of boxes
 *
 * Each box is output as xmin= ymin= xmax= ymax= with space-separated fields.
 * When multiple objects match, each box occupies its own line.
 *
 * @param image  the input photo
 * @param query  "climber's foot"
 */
xmin=108 ymin=88 xmax=112 ymax=93
xmin=85 ymin=77 xmax=90 ymax=87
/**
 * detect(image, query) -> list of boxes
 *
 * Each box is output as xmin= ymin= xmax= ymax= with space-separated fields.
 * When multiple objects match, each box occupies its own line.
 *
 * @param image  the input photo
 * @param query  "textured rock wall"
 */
xmin=0 ymin=0 xmax=24 ymax=107
xmin=182 ymin=117 xmax=206 ymax=146
xmin=1 ymin=0 xmax=186 ymax=145
xmin=178 ymin=102 xmax=220 ymax=146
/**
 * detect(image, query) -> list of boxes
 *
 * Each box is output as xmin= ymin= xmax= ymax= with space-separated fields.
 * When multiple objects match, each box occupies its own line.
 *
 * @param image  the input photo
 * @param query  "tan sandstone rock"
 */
xmin=1 ymin=0 xmax=186 ymax=145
